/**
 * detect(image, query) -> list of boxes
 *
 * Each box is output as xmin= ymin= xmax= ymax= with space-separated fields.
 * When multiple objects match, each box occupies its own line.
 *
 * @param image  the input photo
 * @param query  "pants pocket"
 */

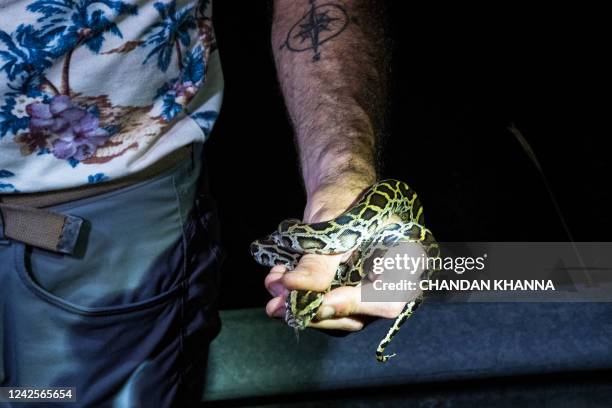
xmin=14 ymin=158 xmax=194 ymax=315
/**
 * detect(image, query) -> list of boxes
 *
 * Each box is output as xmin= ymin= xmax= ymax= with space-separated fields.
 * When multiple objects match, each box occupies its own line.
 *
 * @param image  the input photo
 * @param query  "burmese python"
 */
xmin=250 ymin=179 xmax=439 ymax=362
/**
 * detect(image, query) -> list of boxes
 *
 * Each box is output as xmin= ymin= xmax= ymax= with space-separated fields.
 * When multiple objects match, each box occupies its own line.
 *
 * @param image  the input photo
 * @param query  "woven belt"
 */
xmin=0 ymin=146 xmax=192 ymax=255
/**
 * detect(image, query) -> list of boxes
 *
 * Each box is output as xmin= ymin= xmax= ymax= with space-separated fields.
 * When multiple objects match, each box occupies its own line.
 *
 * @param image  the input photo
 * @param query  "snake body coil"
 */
xmin=250 ymin=179 xmax=439 ymax=362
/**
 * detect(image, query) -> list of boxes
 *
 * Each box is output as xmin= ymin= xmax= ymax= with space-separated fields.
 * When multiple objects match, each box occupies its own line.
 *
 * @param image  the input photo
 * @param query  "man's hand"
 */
xmin=264 ymin=179 xmax=410 ymax=331
xmin=268 ymin=0 xmax=393 ymax=331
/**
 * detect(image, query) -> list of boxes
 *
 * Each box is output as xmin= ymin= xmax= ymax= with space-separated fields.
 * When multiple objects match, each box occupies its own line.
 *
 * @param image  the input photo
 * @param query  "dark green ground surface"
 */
xmin=202 ymin=304 xmax=612 ymax=406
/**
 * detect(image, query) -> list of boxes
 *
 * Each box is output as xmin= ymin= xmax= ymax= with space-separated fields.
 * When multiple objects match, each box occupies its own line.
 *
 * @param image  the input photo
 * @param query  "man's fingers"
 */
xmin=281 ymin=253 xmax=343 ymax=292
xmin=264 ymin=266 xmax=289 ymax=298
xmin=267 ymin=294 xmax=367 ymax=331
xmin=317 ymin=285 xmax=409 ymax=320
xmin=264 ymin=249 xmax=413 ymax=330
xmin=265 ymin=296 xmax=286 ymax=318
xmin=308 ymin=316 xmax=365 ymax=332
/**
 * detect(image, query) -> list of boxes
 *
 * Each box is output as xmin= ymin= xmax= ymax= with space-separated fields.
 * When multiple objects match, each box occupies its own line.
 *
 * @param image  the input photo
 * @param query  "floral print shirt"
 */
xmin=0 ymin=0 xmax=222 ymax=193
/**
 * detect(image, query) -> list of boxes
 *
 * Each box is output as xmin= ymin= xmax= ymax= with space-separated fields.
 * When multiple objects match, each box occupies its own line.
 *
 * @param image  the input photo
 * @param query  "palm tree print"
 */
xmin=154 ymin=44 xmax=205 ymax=121
xmin=27 ymin=0 xmax=138 ymax=95
xmin=0 ymin=0 xmax=218 ymax=169
xmin=0 ymin=0 xmax=139 ymax=161
xmin=142 ymin=0 xmax=196 ymax=72
xmin=0 ymin=169 xmax=19 ymax=192
xmin=0 ymin=24 xmax=58 ymax=95
xmin=0 ymin=25 xmax=58 ymax=138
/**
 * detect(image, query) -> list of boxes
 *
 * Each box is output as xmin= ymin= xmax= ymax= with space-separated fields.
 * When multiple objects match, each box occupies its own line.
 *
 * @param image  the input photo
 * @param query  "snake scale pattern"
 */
xmin=251 ymin=179 xmax=439 ymax=362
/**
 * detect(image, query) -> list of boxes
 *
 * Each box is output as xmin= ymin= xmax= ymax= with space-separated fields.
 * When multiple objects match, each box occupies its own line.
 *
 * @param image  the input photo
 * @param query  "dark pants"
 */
xmin=0 ymin=144 xmax=221 ymax=407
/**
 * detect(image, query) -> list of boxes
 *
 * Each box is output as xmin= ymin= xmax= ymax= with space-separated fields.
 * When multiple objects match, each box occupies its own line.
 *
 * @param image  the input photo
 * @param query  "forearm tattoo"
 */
xmin=280 ymin=0 xmax=350 ymax=62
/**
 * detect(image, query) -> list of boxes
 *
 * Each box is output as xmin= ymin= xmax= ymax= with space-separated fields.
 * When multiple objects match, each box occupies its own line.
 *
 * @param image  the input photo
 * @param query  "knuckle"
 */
xmin=300 ymin=255 xmax=328 ymax=272
xmin=331 ymin=302 xmax=352 ymax=318
xmin=311 ymin=275 xmax=333 ymax=291
xmin=264 ymin=274 xmax=275 ymax=288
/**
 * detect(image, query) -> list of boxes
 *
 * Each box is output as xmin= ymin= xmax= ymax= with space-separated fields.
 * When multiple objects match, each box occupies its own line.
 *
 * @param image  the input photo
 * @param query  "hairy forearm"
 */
xmin=272 ymin=0 xmax=387 ymax=198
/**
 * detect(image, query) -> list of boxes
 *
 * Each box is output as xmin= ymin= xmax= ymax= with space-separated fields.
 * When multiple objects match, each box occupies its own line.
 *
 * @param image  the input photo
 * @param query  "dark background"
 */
xmin=204 ymin=2 xmax=609 ymax=310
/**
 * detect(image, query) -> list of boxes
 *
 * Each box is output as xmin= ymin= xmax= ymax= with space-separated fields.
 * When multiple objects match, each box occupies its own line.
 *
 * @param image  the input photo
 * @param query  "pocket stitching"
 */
xmin=14 ymin=243 xmax=185 ymax=317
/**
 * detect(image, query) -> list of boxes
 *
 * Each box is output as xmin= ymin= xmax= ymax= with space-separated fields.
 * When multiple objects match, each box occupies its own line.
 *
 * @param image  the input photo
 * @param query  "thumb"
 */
xmin=282 ymin=253 xmax=344 ymax=292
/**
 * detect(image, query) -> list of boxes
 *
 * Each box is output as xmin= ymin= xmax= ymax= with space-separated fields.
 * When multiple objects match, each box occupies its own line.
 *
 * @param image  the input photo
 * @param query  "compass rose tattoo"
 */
xmin=281 ymin=0 xmax=350 ymax=61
